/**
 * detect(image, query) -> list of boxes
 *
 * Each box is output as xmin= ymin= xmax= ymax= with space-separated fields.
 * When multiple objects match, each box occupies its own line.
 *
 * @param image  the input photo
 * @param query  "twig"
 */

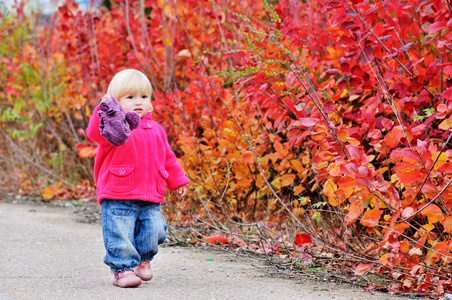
xmin=397 ymin=176 xmax=452 ymax=223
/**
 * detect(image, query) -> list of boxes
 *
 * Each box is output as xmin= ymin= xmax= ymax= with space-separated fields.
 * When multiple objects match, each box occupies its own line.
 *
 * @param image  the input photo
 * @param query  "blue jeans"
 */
xmin=101 ymin=200 xmax=167 ymax=273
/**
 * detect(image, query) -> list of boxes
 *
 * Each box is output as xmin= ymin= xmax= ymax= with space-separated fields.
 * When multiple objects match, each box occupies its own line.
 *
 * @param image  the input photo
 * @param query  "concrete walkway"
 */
xmin=0 ymin=202 xmax=399 ymax=300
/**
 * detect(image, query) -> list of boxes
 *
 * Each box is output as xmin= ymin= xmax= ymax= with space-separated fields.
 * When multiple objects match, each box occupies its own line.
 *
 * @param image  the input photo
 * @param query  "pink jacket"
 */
xmin=87 ymin=105 xmax=189 ymax=205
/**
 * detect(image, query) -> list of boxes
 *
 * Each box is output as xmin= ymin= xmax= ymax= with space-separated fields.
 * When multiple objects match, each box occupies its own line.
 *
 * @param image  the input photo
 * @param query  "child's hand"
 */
xmin=176 ymin=185 xmax=187 ymax=198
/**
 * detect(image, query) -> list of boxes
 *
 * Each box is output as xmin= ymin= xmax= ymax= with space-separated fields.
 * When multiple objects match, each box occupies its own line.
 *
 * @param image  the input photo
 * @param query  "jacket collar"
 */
xmin=141 ymin=113 xmax=153 ymax=121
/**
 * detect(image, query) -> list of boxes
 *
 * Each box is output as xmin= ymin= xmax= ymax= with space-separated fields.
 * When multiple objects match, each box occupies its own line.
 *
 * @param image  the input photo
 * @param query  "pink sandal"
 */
xmin=134 ymin=261 xmax=153 ymax=281
xmin=112 ymin=270 xmax=142 ymax=288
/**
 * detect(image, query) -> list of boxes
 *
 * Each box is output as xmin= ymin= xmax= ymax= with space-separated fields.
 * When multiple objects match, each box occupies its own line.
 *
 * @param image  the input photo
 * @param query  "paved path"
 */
xmin=0 ymin=202 xmax=400 ymax=300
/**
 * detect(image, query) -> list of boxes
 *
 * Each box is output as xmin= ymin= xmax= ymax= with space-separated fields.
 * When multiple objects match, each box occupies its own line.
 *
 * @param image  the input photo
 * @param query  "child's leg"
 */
xmin=134 ymin=203 xmax=167 ymax=262
xmin=101 ymin=200 xmax=141 ymax=273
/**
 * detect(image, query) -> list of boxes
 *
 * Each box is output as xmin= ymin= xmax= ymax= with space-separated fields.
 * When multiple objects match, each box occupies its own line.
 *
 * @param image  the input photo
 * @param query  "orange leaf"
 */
xmin=42 ymin=186 xmax=56 ymax=201
xmin=241 ymin=151 xmax=254 ymax=164
xmin=361 ymin=209 xmax=383 ymax=227
xmin=205 ymin=235 xmax=229 ymax=244
xmin=290 ymin=159 xmax=305 ymax=174
xmin=324 ymin=179 xmax=339 ymax=206
xmin=420 ymin=204 xmax=444 ymax=223
xmin=379 ymin=253 xmax=390 ymax=267
xmin=354 ymin=263 xmax=372 ymax=276
xmin=338 ymin=176 xmax=356 ymax=190
xmin=425 ymin=242 xmax=448 ymax=266
xmin=280 ymin=174 xmax=296 ymax=187
xmin=79 ymin=146 xmax=97 ymax=158
xmin=292 ymin=207 xmax=305 ymax=217
xmin=442 ymin=216 xmax=452 ymax=233
xmin=345 ymin=204 xmax=364 ymax=225
xmin=337 ymin=129 xmax=349 ymax=143
xmin=397 ymin=170 xmax=423 ymax=185
xmin=345 ymin=137 xmax=361 ymax=146
xmin=400 ymin=240 xmax=410 ymax=253
xmin=311 ymin=132 xmax=327 ymax=141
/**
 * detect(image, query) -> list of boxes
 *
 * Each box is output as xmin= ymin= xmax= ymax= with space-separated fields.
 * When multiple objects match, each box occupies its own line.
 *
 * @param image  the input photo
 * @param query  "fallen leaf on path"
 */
xmin=205 ymin=235 xmax=229 ymax=244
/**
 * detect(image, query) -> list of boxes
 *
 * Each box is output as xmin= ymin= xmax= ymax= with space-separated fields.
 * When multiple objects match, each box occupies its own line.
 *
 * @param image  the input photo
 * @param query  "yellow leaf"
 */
xmin=42 ymin=186 xmax=55 ymax=201
xmin=340 ymin=89 xmax=347 ymax=98
xmin=433 ymin=152 xmax=447 ymax=162
xmin=324 ymin=180 xmax=341 ymax=206
xmin=164 ymin=5 xmax=175 ymax=18
xmin=439 ymin=119 xmax=452 ymax=130
xmin=164 ymin=38 xmax=173 ymax=47
xmin=323 ymin=179 xmax=337 ymax=198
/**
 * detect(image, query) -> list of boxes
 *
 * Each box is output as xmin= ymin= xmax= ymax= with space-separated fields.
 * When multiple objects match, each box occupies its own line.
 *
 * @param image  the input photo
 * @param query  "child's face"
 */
xmin=118 ymin=92 xmax=153 ymax=118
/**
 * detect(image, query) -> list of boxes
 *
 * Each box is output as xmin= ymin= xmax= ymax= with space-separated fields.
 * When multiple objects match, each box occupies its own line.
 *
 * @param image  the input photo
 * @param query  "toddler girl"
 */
xmin=86 ymin=69 xmax=189 ymax=288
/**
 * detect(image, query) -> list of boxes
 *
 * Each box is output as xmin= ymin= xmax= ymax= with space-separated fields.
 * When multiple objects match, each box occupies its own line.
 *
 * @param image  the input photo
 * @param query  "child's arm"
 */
xmin=158 ymin=125 xmax=190 ymax=191
xmin=86 ymin=105 xmax=109 ymax=145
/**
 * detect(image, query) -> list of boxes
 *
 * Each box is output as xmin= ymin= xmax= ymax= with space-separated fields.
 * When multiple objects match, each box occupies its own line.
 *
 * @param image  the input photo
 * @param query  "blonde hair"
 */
xmin=107 ymin=69 xmax=153 ymax=100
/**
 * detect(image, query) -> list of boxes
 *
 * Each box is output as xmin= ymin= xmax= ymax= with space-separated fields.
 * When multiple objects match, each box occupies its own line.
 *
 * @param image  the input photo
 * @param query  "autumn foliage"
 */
xmin=3 ymin=0 xmax=452 ymax=295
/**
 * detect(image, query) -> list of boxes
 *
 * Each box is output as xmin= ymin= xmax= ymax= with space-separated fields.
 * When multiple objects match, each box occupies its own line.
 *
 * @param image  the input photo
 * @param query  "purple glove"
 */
xmin=98 ymin=96 xmax=140 ymax=146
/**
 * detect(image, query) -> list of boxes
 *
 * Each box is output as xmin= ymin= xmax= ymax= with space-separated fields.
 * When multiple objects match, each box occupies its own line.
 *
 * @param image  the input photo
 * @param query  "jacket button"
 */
xmin=147 ymin=121 xmax=152 ymax=128
xmin=119 ymin=168 xmax=125 ymax=175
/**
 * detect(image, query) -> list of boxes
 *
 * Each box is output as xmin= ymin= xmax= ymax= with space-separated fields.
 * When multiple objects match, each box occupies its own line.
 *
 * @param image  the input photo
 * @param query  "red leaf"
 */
xmin=427 ymin=21 xmax=446 ymax=35
xmin=354 ymin=263 xmax=372 ymax=276
xmin=323 ymin=101 xmax=336 ymax=114
xmin=5 ymin=86 xmax=20 ymax=96
xmin=294 ymin=233 xmax=311 ymax=245
xmin=441 ymin=87 xmax=452 ymax=100
xmin=400 ymin=42 xmax=414 ymax=52
xmin=205 ymin=235 xmax=229 ymax=244
xmin=325 ymin=69 xmax=338 ymax=75
xmin=411 ymin=124 xmax=426 ymax=136
xmin=299 ymin=118 xmax=318 ymax=127
xmin=76 ymin=144 xmax=87 ymax=151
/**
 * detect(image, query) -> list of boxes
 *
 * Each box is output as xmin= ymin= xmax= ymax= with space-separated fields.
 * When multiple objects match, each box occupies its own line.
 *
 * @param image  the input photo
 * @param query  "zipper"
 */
xmin=142 ymin=126 xmax=149 ymax=200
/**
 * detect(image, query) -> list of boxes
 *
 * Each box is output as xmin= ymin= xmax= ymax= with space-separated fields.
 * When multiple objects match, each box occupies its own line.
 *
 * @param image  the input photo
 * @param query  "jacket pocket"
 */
xmin=157 ymin=168 xmax=169 ymax=195
xmin=109 ymin=165 xmax=134 ymax=192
